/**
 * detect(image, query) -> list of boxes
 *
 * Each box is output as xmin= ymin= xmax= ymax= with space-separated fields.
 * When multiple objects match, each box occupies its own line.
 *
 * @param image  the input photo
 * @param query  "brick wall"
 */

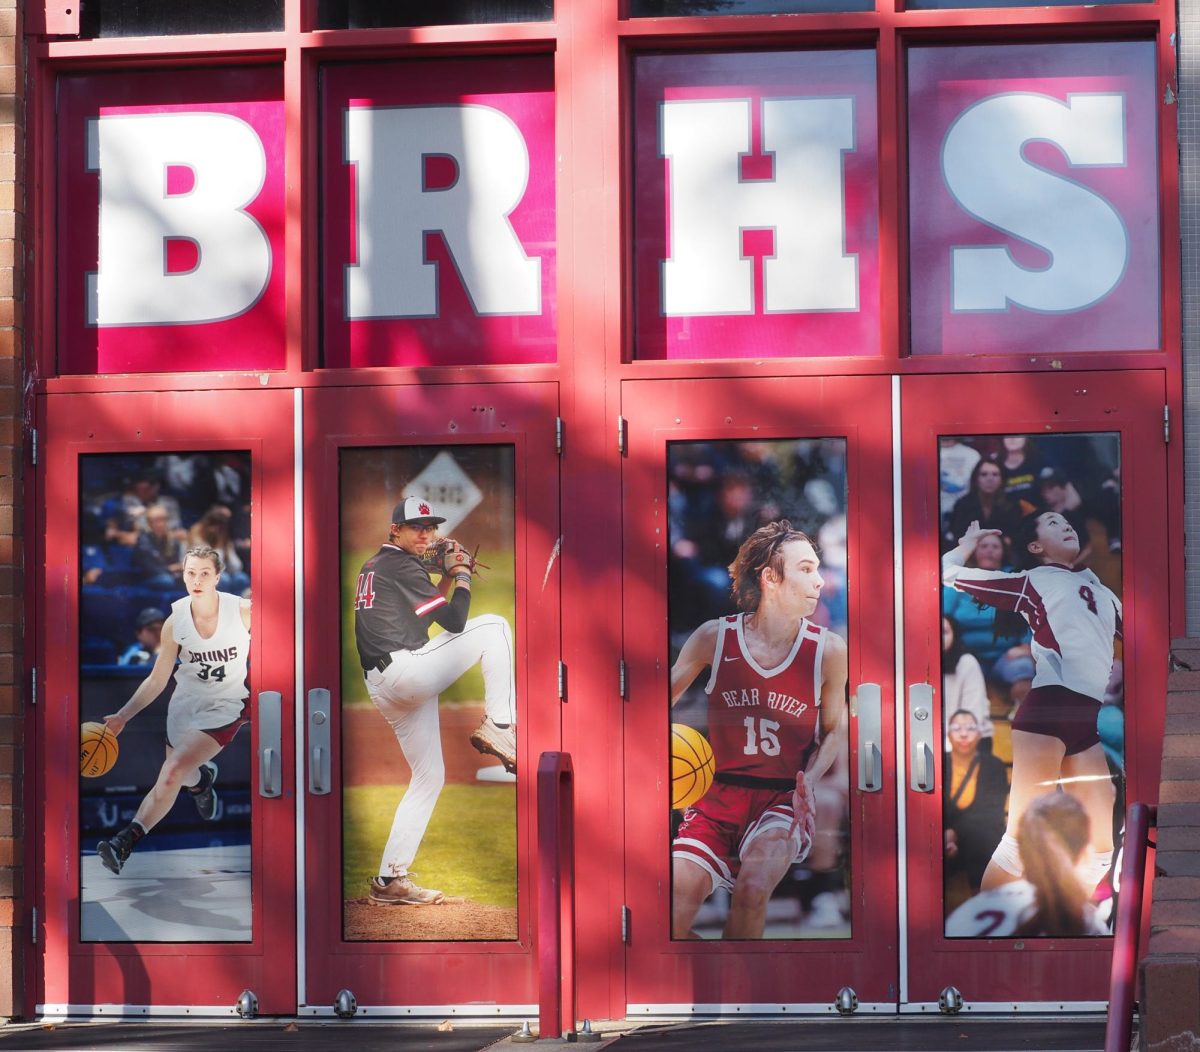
xmin=1140 ymin=641 xmax=1200 ymax=1050
xmin=0 ymin=0 xmax=20 ymax=1021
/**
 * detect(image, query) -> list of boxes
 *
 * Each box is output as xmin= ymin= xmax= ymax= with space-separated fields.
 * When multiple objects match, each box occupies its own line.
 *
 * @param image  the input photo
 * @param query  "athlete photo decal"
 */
xmin=340 ymin=446 xmax=518 ymax=942
xmin=667 ymin=439 xmax=851 ymax=940
xmin=78 ymin=451 xmax=253 ymax=943
xmin=938 ymin=432 xmax=1122 ymax=939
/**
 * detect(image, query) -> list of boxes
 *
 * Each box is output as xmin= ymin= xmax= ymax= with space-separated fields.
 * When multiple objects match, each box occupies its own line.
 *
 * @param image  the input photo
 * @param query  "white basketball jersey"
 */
xmin=171 ymin=591 xmax=250 ymax=703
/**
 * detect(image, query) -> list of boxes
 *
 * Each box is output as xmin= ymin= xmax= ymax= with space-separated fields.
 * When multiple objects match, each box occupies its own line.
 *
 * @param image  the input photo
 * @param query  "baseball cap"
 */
xmin=136 ymin=607 xmax=166 ymax=628
xmin=392 ymin=496 xmax=446 ymax=527
xmin=1038 ymin=466 xmax=1068 ymax=487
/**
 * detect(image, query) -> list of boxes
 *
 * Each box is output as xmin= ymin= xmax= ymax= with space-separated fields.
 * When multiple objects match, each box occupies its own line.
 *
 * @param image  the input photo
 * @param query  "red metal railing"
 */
xmin=537 ymin=751 xmax=575 ymax=1041
xmin=1104 ymin=802 xmax=1157 ymax=1052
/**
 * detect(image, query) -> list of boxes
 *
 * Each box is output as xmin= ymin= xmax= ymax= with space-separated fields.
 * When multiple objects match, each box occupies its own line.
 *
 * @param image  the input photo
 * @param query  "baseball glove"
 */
xmin=422 ymin=537 xmax=479 ymax=579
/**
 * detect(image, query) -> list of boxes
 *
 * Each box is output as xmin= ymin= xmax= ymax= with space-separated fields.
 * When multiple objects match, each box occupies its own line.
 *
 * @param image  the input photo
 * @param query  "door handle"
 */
xmin=853 ymin=683 xmax=882 ymax=793
xmin=258 ymin=690 xmax=282 ymax=798
xmin=308 ymin=688 xmax=331 ymax=796
xmin=908 ymin=683 xmax=936 ymax=793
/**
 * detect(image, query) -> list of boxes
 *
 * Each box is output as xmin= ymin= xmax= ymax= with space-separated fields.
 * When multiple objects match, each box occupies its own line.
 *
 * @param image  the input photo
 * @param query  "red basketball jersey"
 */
xmin=703 ymin=613 xmax=825 ymax=780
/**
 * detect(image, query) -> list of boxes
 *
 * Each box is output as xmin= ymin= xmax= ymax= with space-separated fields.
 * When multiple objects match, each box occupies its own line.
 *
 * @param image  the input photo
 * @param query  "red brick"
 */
xmin=1163 ymin=735 xmax=1200 ymax=758
xmin=1162 ymin=756 xmax=1200 ymax=780
xmin=1168 ymin=671 xmax=1200 ymax=693
xmin=1150 ymin=898 xmax=1200 ymax=927
xmin=1156 ymin=802 xmax=1200 ymax=827
xmin=1155 ymin=850 xmax=1200 ymax=876
xmin=0 ymin=839 xmax=21 ymax=867
xmin=1159 ymin=826 xmax=1200 ymax=852
xmin=1159 ymin=782 xmax=1200 ymax=804
xmin=1141 ymin=955 xmax=1200 ymax=1046
xmin=1152 ymin=876 xmax=1200 ymax=900
xmin=1167 ymin=693 xmax=1200 ymax=716
xmin=1164 ymin=714 xmax=1200 ymax=735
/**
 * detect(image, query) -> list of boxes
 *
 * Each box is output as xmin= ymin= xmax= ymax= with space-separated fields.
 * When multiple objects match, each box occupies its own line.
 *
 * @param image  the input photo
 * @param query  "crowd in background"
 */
xmin=79 ymin=453 xmax=252 ymax=667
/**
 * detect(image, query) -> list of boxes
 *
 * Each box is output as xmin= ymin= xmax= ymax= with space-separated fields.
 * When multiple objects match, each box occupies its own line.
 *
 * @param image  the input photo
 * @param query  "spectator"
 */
xmin=999 ymin=436 xmax=1042 ymax=513
xmin=942 ymin=618 xmax=991 ymax=749
xmin=943 ymin=709 xmax=1009 ymax=900
xmin=1036 ymin=468 xmax=1092 ymax=565
xmin=947 ymin=459 xmax=1022 ymax=554
xmin=117 ymin=607 xmax=166 ymax=667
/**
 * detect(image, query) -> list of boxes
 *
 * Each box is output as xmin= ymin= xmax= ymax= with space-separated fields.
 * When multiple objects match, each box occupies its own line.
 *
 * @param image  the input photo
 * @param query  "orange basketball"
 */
xmin=80 ymin=721 xmax=118 ymax=778
xmin=671 ymin=722 xmax=715 ymax=810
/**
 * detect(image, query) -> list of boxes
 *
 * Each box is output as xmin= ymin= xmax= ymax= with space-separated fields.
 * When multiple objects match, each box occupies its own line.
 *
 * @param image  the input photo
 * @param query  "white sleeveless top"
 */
xmin=171 ymin=591 xmax=250 ymax=704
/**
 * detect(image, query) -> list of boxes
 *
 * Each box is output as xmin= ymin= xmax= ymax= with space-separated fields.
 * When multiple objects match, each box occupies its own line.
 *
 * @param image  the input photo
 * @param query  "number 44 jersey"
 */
xmin=703 ymin=614 xmax=826 ymax=781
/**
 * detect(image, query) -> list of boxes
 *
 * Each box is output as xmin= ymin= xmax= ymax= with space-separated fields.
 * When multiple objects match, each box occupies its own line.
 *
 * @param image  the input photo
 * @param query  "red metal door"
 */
xmin=37 ymin=389 xmax=296 ymax=1014
xmin=301 ymin=382 xmax=560 ymax=1014
xmin=621 ymin=375 xmax=899 ymax=1011
xmin=900 ymin=370 xmax=1168 ymax=1009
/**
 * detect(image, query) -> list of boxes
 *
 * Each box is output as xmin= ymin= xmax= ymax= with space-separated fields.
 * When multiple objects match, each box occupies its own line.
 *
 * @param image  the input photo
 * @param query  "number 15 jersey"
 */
xmin=703 ymin=613 xmax=826 ymax=781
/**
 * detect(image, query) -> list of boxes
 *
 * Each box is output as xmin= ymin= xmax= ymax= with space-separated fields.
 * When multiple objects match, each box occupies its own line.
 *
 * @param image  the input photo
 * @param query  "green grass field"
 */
xmin=343 ymin=783 xmax=518 ymax=906
xmin=341 ymin=548 xmax=516 ymax=708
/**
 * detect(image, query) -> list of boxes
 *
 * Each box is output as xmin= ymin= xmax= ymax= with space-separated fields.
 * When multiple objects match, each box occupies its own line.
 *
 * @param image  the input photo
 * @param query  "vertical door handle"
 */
xmin=308 ymin=688 xmax=331 ymax=796
xmin=854 ymin=683 xmax=882 ymax=793
xmin=908 ymin=682 xmax=936 ymax=793
xmin=258 ymin=690 xmax=282 ymax=798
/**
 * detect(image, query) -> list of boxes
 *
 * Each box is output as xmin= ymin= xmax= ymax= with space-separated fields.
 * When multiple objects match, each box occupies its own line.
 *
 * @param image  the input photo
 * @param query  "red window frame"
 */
xmin=23 ymin=0 xmax=1185 ymax=1024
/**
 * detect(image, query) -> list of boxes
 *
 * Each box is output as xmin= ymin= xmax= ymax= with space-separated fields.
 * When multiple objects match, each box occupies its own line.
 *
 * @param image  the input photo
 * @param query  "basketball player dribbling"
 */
xmin=96 ymin=545 xmax=251 ymax=875
xmin=669 ymin=521 xmax=848 ymax=940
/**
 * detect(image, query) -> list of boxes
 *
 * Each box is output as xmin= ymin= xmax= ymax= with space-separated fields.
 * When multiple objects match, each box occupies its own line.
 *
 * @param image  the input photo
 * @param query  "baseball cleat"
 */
xmin=191 ymin=761 xmax=219 ymax=821
xmin=97 ymin=826 xmax=137 ymax=875
xmin=369 ymin=874 xmax=445 ymax=906
xmin=470 ymin=717 xmax=516 ymax=774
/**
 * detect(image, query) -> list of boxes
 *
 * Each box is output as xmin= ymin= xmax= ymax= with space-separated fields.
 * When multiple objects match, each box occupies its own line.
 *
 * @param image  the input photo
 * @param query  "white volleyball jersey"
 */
xmin=171 ymin=591 xmax=250 ymax=706
xmin=945 ymin=880 xmax=1108 ymax=938
xmin=943 ymin=563 xmax=1120 ymax=702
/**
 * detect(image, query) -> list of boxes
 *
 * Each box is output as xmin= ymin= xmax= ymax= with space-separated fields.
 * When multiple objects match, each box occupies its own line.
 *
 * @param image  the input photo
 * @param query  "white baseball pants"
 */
xmin=364 ymin=614 xmax=515 ymax=877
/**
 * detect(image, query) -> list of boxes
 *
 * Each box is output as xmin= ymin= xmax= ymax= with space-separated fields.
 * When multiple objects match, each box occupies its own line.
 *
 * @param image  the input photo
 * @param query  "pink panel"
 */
xmin=57 ymin=69 xmax=286 ymax=375
xmin=632 ymin=50 xmax=880 ymax=361
xmin=322 ymin=58 xmax=556 ymax=369
xmin=908 ymin=42 xmax=1160 ymax=357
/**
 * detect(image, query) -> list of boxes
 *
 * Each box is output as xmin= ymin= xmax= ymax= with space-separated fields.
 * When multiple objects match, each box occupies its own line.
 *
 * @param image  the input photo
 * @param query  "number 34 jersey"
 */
xmin=171 ymin=591 xmax=251 ymax=707
xmin=702 ymin=614 xmax=826 ymax=781
xmin=943 ymin=563 xmax=1120 ymax=702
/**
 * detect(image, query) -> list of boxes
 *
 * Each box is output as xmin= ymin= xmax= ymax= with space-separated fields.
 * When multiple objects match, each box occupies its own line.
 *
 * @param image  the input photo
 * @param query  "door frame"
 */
xmin=898 ymin=369 xmax=1169 ymax=1011
xmin=620 ymin=374 xmax=900 ymax=1013
xmin=35 ymin=388 xmax=297 ymax=1016
xmin=298 ymin=381 xmax=560 ymax=1014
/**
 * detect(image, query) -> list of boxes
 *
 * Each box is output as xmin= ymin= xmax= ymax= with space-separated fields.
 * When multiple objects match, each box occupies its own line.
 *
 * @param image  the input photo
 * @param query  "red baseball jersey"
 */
xmin=703 ymin=613 xmax=826 ymax=780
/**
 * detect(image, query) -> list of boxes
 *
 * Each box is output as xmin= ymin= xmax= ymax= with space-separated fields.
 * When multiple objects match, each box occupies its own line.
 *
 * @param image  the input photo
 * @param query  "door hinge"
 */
xmin=30 ymin=907 xmax=36 ymax=944
xmin=29 ymin=667 xmax=36 ymax=707
xmin=557 ymin=661 xmax=567 ymax=701
xmin=617 ymin=416 xmax=628 ymax=456
xmin=1164 ymin=405 xmax=1171 ymax=444
xmin=29 ymin=428 xmax=37 ymax=466
xmin=621 ymin=904 xmax=631 ymax=944
xmin=618 ymin=659 xmax=628 ymax=701
xmin=556 ymin=416 xmax=564 ymax=456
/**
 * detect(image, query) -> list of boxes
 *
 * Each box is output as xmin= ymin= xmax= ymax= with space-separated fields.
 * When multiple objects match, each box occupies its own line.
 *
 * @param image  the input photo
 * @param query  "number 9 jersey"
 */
xmin=943 ymin=562 xmax=1120 ymax=702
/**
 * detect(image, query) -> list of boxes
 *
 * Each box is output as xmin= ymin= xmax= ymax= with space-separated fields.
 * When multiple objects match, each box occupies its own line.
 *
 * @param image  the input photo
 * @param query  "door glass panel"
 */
xmin=939 ymin=433 xmax=1122 ymax=939
xmin=667 ymin=439 xmax=850 ymax=940
xmin=79 ymin=452 xmax=253 ymax=943
xmin=316 ymin=0 xmax=551 ymax=27
xmin=79 ymin=0 xmax=282 ymax=36
xmin=340 ymin=446 xmax=518 ymax=941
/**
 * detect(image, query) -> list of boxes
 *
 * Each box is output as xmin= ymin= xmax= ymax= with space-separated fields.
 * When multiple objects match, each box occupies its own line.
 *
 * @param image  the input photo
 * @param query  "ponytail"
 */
xmin=1016 ymin=793 xmax=1091 ymax=937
